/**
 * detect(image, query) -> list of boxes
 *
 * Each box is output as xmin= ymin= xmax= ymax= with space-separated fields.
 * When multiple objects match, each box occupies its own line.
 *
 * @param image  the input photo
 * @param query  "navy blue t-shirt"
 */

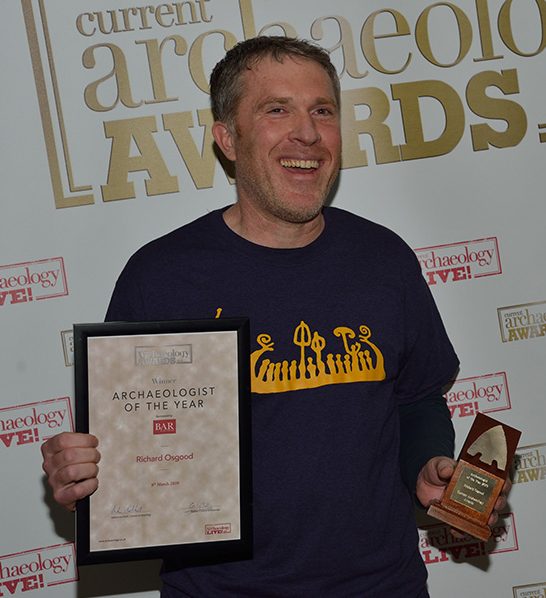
xmin=106 ymin=207 xmax=459 ymax=597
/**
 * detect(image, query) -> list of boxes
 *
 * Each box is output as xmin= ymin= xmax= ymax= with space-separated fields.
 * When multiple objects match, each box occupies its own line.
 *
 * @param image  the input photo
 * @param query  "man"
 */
xmin=42 ymin=37 xmax=506 ymax=596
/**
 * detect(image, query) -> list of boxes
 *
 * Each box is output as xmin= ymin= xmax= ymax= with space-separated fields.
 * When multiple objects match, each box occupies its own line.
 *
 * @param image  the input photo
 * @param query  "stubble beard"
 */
xmin=236 ymin=163 xmax=338 ymax=225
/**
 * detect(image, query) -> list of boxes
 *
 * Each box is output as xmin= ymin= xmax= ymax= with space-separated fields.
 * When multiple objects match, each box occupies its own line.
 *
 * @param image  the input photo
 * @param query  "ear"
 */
xmin=212 ymin=121 xmax=237 ymax=162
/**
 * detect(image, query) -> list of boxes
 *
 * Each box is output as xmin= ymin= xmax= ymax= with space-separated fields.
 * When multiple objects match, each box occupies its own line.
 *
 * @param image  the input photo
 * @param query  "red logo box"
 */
xmin=0 ymin=257 xmax=68 ymax=306
xmin=0 ymin=397 xmax=73 ymax=449
xmin=444 ymin=372 xmax=511 ymax=419
xmin=414 ymin=237 xmax=501 ymax=286
xmin=205 ymin=523 xmax=232 ymax=535
xmin=0 ymin=542 xmax=77 ymax=592
xmin=419 ymin=513 xmax=518 ymax=565
xmin=153 ymin=419 xmax=176 ymax=434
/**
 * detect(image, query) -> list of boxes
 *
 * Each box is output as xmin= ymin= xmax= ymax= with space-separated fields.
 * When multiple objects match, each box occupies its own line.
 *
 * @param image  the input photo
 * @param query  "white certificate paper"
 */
xmin=74 ymin=320 xmax=252 ymax=566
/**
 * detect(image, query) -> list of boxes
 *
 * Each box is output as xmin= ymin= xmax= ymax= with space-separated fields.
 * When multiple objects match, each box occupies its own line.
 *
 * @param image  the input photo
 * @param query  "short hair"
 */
xmin=210 ymin=36 xmax=340 ymax=127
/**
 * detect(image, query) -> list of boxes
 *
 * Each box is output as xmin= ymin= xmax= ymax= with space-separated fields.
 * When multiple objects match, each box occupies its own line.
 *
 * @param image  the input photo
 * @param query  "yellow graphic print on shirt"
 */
xmin=214 ymin=310 xmax=385 ymax=394
xmin=251 ymin=321 xmax=385 ymax=394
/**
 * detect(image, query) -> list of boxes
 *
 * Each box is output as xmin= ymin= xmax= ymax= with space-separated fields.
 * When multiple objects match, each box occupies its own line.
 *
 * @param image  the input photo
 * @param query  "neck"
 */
xmin=223 ymin=202 xmax=325 ymax=249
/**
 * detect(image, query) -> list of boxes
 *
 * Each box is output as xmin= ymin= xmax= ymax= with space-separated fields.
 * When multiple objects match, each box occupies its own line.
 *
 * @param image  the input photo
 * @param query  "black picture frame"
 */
xmin=74 ymin=318 xmax=252 ymax=567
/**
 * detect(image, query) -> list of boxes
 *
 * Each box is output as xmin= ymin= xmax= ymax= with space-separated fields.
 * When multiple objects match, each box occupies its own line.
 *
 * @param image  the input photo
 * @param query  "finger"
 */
xmin=41 ymin=433 xmax=98 ymax=460
xmin=54 ymin=478 xmax=99 ymax=512
xmin=493 ymin=493 xmax=507 ymax=513
xmin=47 ymin=461 xmax=100 ymax=511
xmin=436 ymin=458 xmax=456 ymax=481
xmin=43 ymin=446 xmax=101 ymax=477
xmin=49 ymin=461 xmax=100 ymax=490
xmin=424 ymin=457 xmax=456 ymax=486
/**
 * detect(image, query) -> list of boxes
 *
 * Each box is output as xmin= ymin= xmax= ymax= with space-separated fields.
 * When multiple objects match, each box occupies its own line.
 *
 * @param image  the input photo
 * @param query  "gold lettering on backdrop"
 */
xmin=101 ymin=109 xmax=231 ymax=197
xmin=101 ymin=116 xmax=179 ymax=201
xmin=360 ymin=9 xmax=411 ymax=75
xmin=24 ymin=0 xmax=543 ymax=208
xmin=136 ymin=36 xmax=188 ymax=104
xmin=237 ymin=0 xmax=257 ymax=39
xmin=188 ymin=29 xmax=238 ymax=93
xmin=75 ymin=2 xmax=213 ymax=36
xmin=341 ymin=88 xmax=400 ymax=169
xmin=311 ymin=16 xmax=368 ymax=79
xmin=96 ymin=71 xmax=527 ymax=200
xmin=466 ymin=69 xmax=527 ymax=151
xmin=498 ymin=0 xmax=546 ymax=57
xmin=163 ymin=109 xmax=221 ymax=188
xmin=392 ymin=79 xmax=465 ymax=160
xmin=415 ymin=3 xmax=473 ymax=68
xmin=83 ymin=43 xmax=143 ymax=111
xmin=473 ymin=0 xmax=504 ymax=62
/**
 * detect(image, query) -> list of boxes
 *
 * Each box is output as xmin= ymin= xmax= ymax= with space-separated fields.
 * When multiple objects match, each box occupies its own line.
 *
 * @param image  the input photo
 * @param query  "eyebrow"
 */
xmin=257 ymin=96 xmax=338 ymax=110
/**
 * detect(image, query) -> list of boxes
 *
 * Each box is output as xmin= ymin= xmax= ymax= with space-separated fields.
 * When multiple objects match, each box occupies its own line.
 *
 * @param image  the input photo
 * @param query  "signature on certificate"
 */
xmin=111 ymin=504 xmax=150 ymax=516
xmin=183 ymin=502 xmax=221 ymax=514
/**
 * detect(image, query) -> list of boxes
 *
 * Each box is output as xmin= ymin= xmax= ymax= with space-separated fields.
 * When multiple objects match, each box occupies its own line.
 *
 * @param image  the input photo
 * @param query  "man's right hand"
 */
xmin=41 ymin=432 xmax=100 ymax=511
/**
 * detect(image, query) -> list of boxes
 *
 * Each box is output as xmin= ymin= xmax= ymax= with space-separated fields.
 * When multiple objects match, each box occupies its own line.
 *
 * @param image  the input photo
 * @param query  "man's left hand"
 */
xmin=416 ymin=456 xmax=511 ymax=530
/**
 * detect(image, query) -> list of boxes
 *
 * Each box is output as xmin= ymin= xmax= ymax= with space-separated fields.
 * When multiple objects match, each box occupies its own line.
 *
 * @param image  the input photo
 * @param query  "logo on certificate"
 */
xmin=205 ymin=523 xmax=232 ymax=536
xmin=135 ymin=345 xmax=192 ymax=366
xmin=153 ymin=419 xmax=176 ymax=435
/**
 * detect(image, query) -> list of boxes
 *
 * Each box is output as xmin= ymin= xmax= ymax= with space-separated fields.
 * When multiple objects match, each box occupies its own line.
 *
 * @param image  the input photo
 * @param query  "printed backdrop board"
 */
xmin=1 ymin=1 xmax=545 ymax=596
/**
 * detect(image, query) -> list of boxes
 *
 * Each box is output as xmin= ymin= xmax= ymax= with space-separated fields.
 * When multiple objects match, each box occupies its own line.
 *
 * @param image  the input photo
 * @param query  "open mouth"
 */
xmin=280 ymin=159 xmax=319 ymax=170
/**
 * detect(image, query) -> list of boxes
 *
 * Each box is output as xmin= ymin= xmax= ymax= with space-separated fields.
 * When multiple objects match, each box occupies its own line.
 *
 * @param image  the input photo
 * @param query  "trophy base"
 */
xmin=427 ymin=503 xmax=491 ymax=542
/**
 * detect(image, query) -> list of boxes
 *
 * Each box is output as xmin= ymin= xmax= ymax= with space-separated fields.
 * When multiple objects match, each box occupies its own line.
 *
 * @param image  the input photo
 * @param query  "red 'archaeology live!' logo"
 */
xmin=419 ymin=513 xmax=518 ymax=565
xmin=205 ymin=523 xmax=232 ymax=536
xmin=414 ymin=237 xmax=501 ymax=286
xmin=0 ymin=257 xmax=68 ymax=306
xmin=444 ymin=372 xmax=511 ymax=419
xmin=0 ymin=543 xmax=77 ymax=594
xmin=0 ymin=398 xmax=73 ymax=449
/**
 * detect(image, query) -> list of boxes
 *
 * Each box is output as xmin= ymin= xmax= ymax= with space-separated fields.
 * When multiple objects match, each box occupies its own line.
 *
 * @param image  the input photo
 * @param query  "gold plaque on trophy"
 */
xmin=427 ymin=413 xmax=521 ymax=541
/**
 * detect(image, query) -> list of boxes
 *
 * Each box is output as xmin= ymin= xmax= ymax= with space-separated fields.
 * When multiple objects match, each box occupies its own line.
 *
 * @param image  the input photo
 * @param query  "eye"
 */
xmin=314 ymin=107 xmax=334 ymax=116
xmin=268 ymin=107 xmax=286 ymax=114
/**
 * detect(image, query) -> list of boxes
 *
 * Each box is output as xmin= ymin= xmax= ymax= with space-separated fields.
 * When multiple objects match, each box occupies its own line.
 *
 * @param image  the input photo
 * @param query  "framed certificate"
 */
xmin=74 ymin=319 xmax=252 ymax=566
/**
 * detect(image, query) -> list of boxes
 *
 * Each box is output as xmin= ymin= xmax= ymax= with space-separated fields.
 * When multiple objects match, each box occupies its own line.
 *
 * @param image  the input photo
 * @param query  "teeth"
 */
xmin=280 ymin=159 xmax=319 ymax=169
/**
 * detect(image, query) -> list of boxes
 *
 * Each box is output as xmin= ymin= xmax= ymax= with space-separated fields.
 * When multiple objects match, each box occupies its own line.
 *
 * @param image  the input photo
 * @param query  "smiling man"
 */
xmin=211 ymin=44 xmax=341 ymax=246
xmin=42 ymin=37 xmax=509 ymax=597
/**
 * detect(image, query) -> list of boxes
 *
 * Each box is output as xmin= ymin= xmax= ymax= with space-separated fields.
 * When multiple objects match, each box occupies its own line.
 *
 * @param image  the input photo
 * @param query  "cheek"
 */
xmin=323 ymin=128 xmax=342 ymax=153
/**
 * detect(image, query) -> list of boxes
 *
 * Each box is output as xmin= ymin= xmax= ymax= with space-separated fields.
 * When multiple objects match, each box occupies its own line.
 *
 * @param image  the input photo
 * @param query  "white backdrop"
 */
xmin=1 ymin=1 xmax=545 ymax=596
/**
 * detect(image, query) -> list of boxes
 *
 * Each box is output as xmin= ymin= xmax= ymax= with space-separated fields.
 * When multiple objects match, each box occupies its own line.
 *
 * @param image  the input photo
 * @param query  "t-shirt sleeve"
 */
xmin=393 ymin=251 xmax=459 ymax=405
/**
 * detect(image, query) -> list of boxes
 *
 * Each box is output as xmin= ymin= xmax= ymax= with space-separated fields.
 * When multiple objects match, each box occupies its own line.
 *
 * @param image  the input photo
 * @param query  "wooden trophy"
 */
xmin=427 ymin=413 xmax=521 ymax=541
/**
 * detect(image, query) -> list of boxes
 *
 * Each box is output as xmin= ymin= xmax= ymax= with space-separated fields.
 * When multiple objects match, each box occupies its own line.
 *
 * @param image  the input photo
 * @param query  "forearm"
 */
xmin=399 ymin=393 xmax=455 ymax=499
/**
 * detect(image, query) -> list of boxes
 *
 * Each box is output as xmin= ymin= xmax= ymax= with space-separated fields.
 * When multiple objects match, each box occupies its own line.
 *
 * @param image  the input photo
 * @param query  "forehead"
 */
xmin=238 ymin=55 xmax=337 ymax=106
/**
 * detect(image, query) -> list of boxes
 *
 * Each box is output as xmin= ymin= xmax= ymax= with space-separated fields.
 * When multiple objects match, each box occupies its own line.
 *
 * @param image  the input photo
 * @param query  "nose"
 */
xmin=288 ymin=112 xmax=321 ymax=145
